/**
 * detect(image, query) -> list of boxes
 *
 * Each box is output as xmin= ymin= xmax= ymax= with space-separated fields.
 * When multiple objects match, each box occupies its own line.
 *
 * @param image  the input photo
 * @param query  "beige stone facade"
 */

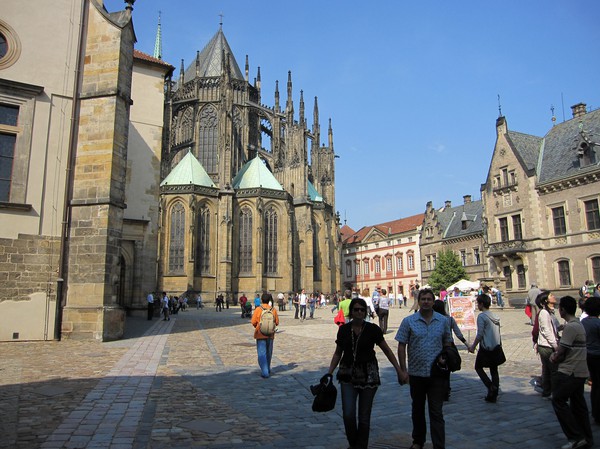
xmin=0 ymin=1 xmax=338 ymax=341
xmin=482 ymin=105 xmax=600 ymax=299
xmin=341 ymin=214 xmax=423 ymax=298
xmin=420 ymin=196 xmax=488 ymax=287
xmin=0 ymin=1 xmax=172 ymax=341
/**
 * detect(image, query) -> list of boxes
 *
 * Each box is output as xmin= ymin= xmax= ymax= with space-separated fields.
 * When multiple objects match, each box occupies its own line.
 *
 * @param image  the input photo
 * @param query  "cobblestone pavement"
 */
xmin=1 ymin=304 xmax=598 ymax=448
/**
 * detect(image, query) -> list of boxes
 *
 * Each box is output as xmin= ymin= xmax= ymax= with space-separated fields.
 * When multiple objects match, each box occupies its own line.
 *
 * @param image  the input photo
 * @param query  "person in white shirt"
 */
xmin=299 ymin=289 xmax=307 ymax=320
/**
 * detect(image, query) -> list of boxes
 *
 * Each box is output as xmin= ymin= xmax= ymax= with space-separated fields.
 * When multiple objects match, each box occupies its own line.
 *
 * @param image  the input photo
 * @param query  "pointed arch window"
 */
xmin=233 ymin=107 xmax=244 ymax=174
xmin=264 ymin=207 xmax=278 ymax=275
xmin=313 ymin=216 xmax=321 ymax=281
xmin=199 ymin=104 xmax=218 ymax=174
xmin=196 ymin=206 xmax=211 ymax=274
xmin=239 ymin=207 xmax=253 ymax=274
xmin=169 ymin=202 xmax=185 ymax=273
xmin=175 ymin=107 xmax=193 ymax=146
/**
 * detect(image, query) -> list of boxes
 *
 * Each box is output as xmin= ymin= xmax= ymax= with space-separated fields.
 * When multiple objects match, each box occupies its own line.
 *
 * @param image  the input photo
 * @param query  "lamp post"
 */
xmin=389 ymin=227 xmax=396 ymax=303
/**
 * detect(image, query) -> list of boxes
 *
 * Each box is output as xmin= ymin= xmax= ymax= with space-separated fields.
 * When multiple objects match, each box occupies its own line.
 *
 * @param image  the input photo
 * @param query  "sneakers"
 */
xmin=560 ymin=439 xmax=589 ymax=449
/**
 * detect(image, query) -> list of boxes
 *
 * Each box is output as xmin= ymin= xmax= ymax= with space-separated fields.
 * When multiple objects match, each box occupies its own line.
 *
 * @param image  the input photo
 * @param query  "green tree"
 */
xmin=428 ymin=249 xmax=468 ymax=294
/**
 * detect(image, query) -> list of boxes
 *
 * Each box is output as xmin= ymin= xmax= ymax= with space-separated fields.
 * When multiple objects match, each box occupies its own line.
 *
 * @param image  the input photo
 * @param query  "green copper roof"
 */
xmin=160 ymin=151 xmax=216 ymax=188
xmin=232 ymin=156 xmax=284 ymax=191
xmin=308 ymin=180 xmax=323 ymax=202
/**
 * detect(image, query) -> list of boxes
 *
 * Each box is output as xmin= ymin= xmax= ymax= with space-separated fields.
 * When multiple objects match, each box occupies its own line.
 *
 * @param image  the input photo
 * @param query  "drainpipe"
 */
xmin=54 ymin=0 xmax=89 ymax=340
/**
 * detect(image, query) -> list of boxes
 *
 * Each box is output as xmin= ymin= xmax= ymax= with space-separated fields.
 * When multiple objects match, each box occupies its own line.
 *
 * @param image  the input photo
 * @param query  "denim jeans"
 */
xmin=340 ymin=382 xmax=377 ymax=449
xmin=300 ymin=304 xmax=307 ymax=319
xmin=409 ymin=375 xmax=446 ymax=449
xmin=552 ymin=372 xmax=593 ymax=444
xmin=309 ymin=304 xmax=315 ymax=318
xmin=256 ymin=338 xmax=274 ymax=378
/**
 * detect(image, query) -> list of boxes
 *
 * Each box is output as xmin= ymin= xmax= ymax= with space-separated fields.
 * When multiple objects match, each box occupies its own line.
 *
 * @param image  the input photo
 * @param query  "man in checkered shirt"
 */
xmin=395 ymin=288 xmax=453 ymax=449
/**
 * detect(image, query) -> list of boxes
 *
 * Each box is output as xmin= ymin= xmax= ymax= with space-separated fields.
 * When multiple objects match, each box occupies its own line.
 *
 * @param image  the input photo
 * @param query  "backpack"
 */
xmin=259 ymin=306 xmax=276 ymax=336
xmin=531 ymin=312 xmax=540 ymax=344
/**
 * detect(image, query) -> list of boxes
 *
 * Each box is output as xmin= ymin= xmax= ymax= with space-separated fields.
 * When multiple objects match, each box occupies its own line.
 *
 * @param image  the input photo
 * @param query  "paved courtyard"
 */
xmin=1 ymin=303 xmax=598 ymax=448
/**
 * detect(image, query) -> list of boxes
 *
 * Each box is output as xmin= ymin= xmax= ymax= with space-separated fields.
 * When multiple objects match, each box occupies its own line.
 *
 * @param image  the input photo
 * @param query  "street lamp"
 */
xmin=389 ymin=227 xmax=396 ymax=303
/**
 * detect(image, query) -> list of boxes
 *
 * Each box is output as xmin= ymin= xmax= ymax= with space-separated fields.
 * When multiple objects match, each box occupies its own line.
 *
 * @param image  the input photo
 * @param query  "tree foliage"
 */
xmin=428 ymin=249 xmax=468 ymax=294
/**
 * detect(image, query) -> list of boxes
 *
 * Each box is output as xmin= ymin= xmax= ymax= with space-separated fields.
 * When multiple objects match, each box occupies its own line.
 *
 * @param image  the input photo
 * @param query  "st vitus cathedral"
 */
xmin=158 ymin=26 xmax=341 ymax=299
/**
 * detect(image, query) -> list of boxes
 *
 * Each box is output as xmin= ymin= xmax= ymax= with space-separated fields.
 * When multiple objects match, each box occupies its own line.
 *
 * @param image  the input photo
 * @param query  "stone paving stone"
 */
xmin=3 ymin=307 xmax=600 ymax=448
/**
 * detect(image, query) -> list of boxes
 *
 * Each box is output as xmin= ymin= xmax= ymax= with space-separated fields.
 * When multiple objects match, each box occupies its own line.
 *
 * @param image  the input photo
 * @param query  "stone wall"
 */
xmin=0 ymin=234 xmax=60 ymax=341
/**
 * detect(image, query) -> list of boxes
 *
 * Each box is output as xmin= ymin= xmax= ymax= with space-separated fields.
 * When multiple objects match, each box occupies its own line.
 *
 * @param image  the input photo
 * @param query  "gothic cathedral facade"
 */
xmin=158 ymin=28 xmax=341 ymax=300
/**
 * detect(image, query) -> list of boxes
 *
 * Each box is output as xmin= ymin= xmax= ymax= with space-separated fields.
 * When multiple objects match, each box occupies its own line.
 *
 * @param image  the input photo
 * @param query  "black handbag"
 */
xmin=478 ymin=344 xmax=506 ymax=367
xmin=311 ymin=374 xmax=337 ymax=412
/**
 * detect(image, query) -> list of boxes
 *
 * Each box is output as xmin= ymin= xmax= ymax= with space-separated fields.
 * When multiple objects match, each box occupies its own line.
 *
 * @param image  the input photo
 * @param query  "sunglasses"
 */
xmin=352 ymin=307 xmax=366 ymax=312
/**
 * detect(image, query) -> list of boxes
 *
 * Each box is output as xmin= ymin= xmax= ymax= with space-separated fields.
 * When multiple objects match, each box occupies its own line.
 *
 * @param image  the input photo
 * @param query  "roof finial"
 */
xmin=153 ymin=11 xmax=162 ymax=60
xmin=218 ymin=13 xmax=224 ymax=29
xmin=124 ymin=0 xmax=135 ymax=11
xmin=497 ymin=94 xmax=502 ymax=117
xmin=550 ymin=104 xmax=556 ymax=126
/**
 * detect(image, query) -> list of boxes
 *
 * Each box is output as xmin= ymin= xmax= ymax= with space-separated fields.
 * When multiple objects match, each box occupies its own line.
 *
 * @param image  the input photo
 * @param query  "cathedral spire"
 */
xmin=328 ymin=118 xmax=334 ymax=150
xmin=274 ymin=80 xmax=280 ymax=113
xmin=195 ymin=50 xmax=200 ymax=77
xmin=153 ymin=11 xmax=162 ymax=59
xmin=286 ymin=71 xmax=294 ymax=120
xmin=312 ymin=96 xmax=320 ymax=148
xmin=256 ymin=66 xmax=261 ymax=92
xmin=179 ymin=58 xmax=184 ymax=85
xmin=299 ymin=90 xmax=305 ymax=125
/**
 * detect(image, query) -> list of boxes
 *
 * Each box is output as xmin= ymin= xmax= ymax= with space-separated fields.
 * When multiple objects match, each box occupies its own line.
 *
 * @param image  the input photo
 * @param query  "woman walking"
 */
xmin=468 ymin=294 xmax=503 ymax=402
xmin=327 ymin=297 xmax=403 ymax=449
xmin=377 ymin=289 xmax=390 ymax=334
xmin=535 ymin=291 xmax=561 ymax=398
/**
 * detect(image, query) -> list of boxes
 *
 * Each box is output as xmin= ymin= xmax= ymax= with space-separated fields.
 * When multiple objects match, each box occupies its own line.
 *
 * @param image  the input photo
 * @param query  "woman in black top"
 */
xmin=327 ymin=297 xmax=403 ymax=449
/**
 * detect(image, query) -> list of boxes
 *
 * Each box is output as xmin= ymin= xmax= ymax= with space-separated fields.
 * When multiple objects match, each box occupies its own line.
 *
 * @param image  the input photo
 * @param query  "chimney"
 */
xmin=571 ymin=103 xmax=587 ymax=119
xmin=463 ymin=194 xmax=472 ymax=204
xmin=444 ymin=200 xmax=452 ymax=209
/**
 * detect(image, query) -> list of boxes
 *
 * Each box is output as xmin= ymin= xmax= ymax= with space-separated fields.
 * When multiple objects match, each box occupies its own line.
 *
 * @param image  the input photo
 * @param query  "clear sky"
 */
xmin=106 ymin=0 xmax=600 ymax=230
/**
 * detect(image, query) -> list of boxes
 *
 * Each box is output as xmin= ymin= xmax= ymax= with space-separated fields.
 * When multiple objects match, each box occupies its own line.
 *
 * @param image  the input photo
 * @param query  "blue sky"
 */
xmin=106 ymin=0 xmax=600 ymax=230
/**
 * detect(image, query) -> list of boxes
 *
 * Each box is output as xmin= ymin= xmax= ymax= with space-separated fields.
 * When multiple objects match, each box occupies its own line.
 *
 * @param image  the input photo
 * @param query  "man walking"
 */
xmin=251 ymin=291 xmax=279 ymax=378
xmin=396 ymin=288 xmax=452 ymax=449
xmin=146 ymin=292 xmax=154 ymax=320
xmin=550 ymin=296 xmax=593 ymax=449
xmin=299 ymin=288 xmax=307 ymax=321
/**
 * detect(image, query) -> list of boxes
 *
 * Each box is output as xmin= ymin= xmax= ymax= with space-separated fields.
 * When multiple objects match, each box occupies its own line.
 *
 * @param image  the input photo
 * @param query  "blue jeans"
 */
xmin=409 ymin=375 xmax=446 ymax=449
xmin=552 ymin=372 xmax=593 ymax=444
xmin=300 ymin=304 xmax=307 ymax=319
xmin=256 ymin=339 xmax=274 ymax=378
xmin=309 ymin=304 xmax=315 ymax=318
xmin=340 ymin=382 xmax=377 ymax=449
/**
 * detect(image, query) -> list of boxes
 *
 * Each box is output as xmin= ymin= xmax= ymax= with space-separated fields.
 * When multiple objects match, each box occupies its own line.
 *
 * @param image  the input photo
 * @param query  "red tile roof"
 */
xmin=343 ymin=213 xmax=424 ymax=244
xmin=133 ymin=49 xmax=175 ymax=71
xmin=340 ymin=225 xmax=356 ymax=241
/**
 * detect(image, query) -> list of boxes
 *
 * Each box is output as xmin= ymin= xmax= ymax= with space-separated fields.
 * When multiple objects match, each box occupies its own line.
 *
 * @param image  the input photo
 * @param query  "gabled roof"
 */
xmin=183 ymin=28 xmax=244 ymax=84
xmin=506 ymin=130 xmax=542 ymax=172
xmin=343 ymin=213 xmax=424 ymax=245
xmin=308 ymin=181 xmax=323 ymax=202
xmin=160 ymin=151 xmax=216 ymax=188
xmin=232 ymin=156 xmax=284 ymax=191
xmin=433 ymin=200 xmax=483 ymax=239
xmin=538 ymin=108 xmax=600 ymax=184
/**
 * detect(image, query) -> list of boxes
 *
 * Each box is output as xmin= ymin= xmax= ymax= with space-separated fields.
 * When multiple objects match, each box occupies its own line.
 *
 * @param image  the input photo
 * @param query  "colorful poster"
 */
xmin=449 ymin=296 xmax=476 ymax=331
